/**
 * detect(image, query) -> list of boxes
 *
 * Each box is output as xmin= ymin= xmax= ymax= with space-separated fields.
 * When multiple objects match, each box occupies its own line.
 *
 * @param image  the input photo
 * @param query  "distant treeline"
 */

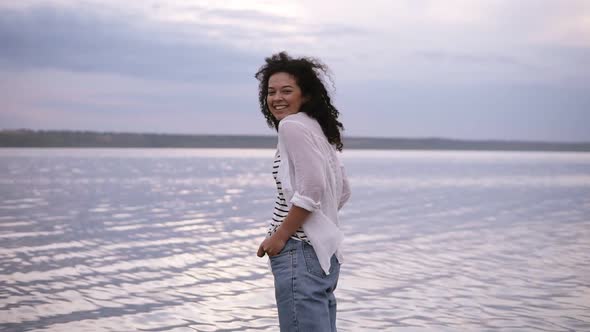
xmin=1 ymin=129 xmax=589 ymax=152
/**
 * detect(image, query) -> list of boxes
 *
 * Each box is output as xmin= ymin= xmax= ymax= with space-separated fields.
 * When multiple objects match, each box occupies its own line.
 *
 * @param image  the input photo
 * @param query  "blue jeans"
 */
xmin=269 ymin=238 xmax=341 ymax=332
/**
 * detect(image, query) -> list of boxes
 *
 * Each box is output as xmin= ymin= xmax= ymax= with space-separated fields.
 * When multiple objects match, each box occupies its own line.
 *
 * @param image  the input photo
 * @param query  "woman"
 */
xmin=255 ymin=52 xmax=351 ymax=332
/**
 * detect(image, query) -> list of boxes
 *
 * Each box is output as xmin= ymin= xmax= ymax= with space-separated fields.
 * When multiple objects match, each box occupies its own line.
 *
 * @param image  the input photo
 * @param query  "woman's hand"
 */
xmin=257 ymin=229 xmax=289 ymax=257
xmin=257 ymin=206 xmax=311 ymax=257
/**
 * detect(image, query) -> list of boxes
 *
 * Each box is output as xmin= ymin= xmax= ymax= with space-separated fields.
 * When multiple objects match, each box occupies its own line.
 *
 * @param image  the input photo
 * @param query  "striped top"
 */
xmin=267 ymin=152 xmax=310 ymax=243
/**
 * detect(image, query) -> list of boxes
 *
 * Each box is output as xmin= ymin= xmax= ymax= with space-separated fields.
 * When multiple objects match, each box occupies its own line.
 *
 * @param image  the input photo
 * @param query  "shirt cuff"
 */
xmin=290 ymin=192 xmax=321 ymax=212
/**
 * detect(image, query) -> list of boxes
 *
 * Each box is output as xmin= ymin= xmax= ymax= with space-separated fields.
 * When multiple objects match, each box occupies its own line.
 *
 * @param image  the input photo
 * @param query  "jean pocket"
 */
xmin=269 ymin=239 xmax=295 ymax=260
xmin=269 ymin=248 xmax=290 ymax=260
xmin=269 ymin=247 xmax=295 ymax=278
xmin=302 ymin=243 xmax=334 ymax=278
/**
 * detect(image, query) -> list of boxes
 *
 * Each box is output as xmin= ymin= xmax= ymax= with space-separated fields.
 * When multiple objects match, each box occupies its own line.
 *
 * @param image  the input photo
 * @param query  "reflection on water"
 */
xmin=1 ymin=148 xmax=589 ymax=331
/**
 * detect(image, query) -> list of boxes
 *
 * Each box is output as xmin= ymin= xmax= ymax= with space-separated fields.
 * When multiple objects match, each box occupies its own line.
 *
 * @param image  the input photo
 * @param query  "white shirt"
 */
xmin=267 ymin=152 xmax=310 ymax=242
xmin=275 ymin=112 xmax=351 ymax=275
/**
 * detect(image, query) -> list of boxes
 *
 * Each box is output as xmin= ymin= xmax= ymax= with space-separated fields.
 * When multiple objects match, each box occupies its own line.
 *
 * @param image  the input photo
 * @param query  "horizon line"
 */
xmin=2 ymin=128 xmax=589 ymax=145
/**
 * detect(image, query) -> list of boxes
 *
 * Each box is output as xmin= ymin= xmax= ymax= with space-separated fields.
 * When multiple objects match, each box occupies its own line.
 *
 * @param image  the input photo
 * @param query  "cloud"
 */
xmin=414 ymin=51 xmax=530 ymax=68
xmin=0 ymin=1 xmax=588 ymax=141
xmin=0 ymin=5 xmax=263 ymax=83
xmin=0 ymin=68 xmax=267 ymax=134
xmin=195 ymin=6 xmax=297 ymax=25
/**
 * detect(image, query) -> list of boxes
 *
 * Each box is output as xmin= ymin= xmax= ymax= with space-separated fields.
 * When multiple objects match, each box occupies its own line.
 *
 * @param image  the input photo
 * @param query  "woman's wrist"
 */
xmin=274 ymin=226 xmax=291 ymax=242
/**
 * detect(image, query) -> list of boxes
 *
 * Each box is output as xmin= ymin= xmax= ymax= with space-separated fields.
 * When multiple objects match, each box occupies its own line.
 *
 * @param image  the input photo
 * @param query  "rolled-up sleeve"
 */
xmin=278 ymin=120 xmax=326 ymax=212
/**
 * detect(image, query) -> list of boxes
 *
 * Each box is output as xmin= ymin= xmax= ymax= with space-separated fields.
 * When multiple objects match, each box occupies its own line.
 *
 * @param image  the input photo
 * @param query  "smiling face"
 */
xmin=267 ymin=72 xmax=307 ymax=121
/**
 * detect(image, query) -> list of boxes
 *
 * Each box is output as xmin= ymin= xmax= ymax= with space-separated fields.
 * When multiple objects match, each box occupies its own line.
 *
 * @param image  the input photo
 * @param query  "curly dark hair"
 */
xmin=255 ymin=51 xmax=344 ymax=151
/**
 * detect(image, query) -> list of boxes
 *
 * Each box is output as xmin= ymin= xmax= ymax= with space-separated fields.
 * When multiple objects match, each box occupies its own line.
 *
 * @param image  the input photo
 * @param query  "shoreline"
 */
xmin=2 ymin=130 xmax=589 ymax=152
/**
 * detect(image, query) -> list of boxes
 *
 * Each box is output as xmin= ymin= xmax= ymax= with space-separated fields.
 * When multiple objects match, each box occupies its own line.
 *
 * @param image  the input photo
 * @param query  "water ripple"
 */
xmin=1 ymin=148 xmax=589 ymax=331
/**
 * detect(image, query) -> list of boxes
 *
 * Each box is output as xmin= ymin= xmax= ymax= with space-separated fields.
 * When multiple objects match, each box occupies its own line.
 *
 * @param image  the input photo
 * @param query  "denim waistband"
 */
xmin=282 ymin=237 xmax=303 ymax=252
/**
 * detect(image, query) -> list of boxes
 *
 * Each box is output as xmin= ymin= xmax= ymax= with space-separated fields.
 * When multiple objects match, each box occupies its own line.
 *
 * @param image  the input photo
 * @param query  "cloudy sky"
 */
xmin=1 ymin=0 xmax=589 ymax=142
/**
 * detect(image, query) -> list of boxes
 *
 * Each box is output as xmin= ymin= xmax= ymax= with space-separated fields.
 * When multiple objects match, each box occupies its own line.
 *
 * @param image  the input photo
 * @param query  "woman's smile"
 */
xmin=267 ymin=72 xmax=306 ymax=121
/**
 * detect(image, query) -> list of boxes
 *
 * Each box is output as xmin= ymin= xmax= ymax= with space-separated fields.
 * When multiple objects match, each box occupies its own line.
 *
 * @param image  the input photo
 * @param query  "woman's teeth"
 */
xmin=274 ymin=105 xmax=287 ymax=110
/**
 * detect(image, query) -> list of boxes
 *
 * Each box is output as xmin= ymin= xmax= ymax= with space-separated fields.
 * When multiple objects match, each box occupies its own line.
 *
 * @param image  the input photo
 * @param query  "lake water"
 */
xmin=1 ymin=148 xmax=589 ymax=332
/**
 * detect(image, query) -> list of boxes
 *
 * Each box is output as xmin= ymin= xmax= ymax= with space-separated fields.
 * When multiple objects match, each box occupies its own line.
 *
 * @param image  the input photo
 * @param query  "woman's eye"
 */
xmin=268 ymin=91 xmax=275 ymax=96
